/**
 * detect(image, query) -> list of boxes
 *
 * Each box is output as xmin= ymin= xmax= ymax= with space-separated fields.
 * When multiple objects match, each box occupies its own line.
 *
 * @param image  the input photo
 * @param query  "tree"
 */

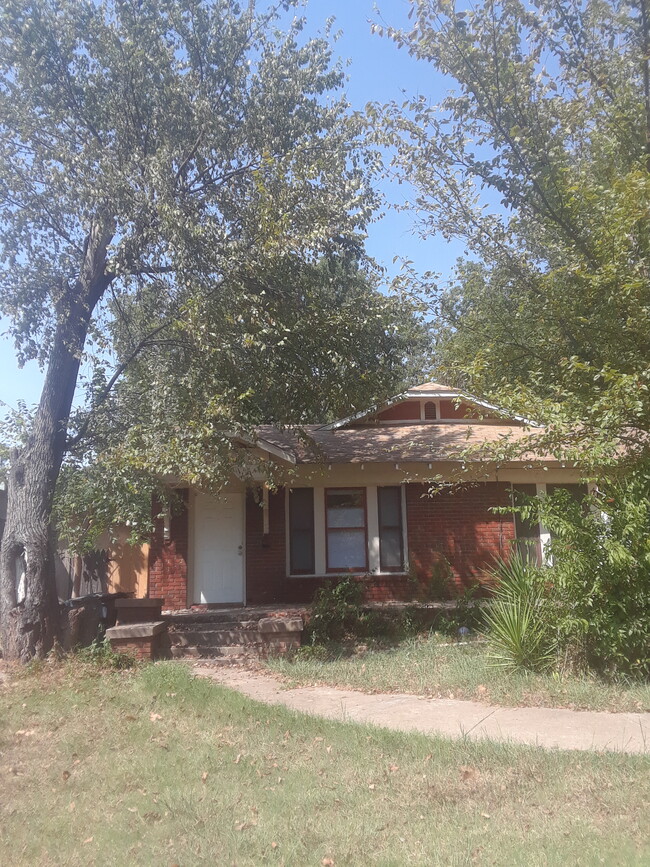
xmin=0 ymin=0 xmax=385 ymax=660
xmin=55 ymin=251 xmax=429 ymax=555
xmin=378 ymin=0 xmax=650 ymax=467
xmin=376 ymin=0 xmax=650 ymax=676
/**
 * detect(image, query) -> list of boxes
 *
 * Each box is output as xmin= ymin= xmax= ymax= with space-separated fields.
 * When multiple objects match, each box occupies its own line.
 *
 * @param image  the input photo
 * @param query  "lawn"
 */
xmin=269 ymin=634 xmax=650 ymax=713
xmin=1 ymin=661 xmax=649 ymax=866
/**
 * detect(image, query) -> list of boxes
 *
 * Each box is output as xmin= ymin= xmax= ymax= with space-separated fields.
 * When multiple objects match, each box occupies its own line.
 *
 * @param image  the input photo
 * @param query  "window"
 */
xmin=511 ymin=483 xmax=541 ymax=565
xmin=378 ymin=486 xmax=404 ymax=571
xmin=326 ymin=488 xmax=367 ymax=571
xmin=424 ymin=401 xmax=437 ymax=420
xmin=289 ymin=488 xmax=315 ymax=574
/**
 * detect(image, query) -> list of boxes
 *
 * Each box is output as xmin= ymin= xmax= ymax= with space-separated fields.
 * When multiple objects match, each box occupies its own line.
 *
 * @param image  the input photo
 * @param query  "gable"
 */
xmin=321 ymin=381 xmax=533 ymax=431
xmin=357 ymin=398 xmax=500 ymax=425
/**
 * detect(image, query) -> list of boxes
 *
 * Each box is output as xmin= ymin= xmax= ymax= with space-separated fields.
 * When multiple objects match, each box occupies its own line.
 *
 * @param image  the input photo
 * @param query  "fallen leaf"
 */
xmin=388 ymin=764 xmax=399 ymax=772
xmin=322 ymin=859 xmax=335 ymax=866
xmin=481 ymin=812 xmax=491 ymax=819
xmin=235 ymin=821 xmax=257 ymax=831
xmin=68 ymin=802 xmax=75 ymax=812
xmin=201 ymin=772 xmax=208 ymax=783
xmin=62 ymin=770 xmax=71 ymax=781
xmin=271 ymin=842 xmax=278 ymax=849
xmin=234 ymin=753 xmax=242 ymax=764
xmin=150 ymin=712 xmax=162 ymax=722
xmin=83 ymin=837 xmax=94 ymax=844
xmin=460 ymin=766 xmax=479 ymax=782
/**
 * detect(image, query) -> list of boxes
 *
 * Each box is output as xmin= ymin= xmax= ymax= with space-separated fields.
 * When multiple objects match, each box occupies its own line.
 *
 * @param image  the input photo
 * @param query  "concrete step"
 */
xmin=169 ymin=628 xmax=262 ymax=647
xmin=166 ymin=614 xmax=304 ymax=660
xmin=170 ymin=644 xmax=256 ymax=661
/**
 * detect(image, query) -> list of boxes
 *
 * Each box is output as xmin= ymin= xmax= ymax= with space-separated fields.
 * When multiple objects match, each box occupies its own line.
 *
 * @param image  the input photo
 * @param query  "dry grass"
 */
xmin=269 ymin=634 xmax=650 ymax=712
xmin=0 ymin=660 xmax=649 ymax=866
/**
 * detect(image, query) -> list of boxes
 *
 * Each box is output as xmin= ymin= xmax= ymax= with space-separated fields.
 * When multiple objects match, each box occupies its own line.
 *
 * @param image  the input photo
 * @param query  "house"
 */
xmin=142 ymin=382 xmax=585 ymax=611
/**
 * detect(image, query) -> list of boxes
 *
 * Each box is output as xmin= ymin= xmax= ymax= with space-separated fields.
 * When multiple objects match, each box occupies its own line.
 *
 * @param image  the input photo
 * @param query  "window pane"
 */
xmin=290 ymin=488 xmax=314 ymax=530
xmin=380 ymin=528 xmax=402 ymax=569
xmin=291 ymin=530 xmax=314 ymax=573
xmin=326 ymin=489 xmax=365 ymax=528
xmin=289 ymin=488 xmax=314 ymax=574
xmin=327 ymin=529 xmax=366 ymax=569
xmin=378 ymin=487 xmax=401 ymax=526
xmin=378 ymin=487 xmax=403 ymax=570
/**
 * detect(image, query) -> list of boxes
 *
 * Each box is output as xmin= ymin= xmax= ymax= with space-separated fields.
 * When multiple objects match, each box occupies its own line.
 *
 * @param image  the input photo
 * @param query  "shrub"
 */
xmin=305 ymin=579 xmax=365 ymax=645
xmin=75 ymin=636 xmax=136 ymax=669
xmin=532 ymin=478 xmax=650 ymax=678
xmin=483 ymin=553 xmax=557 ymax=672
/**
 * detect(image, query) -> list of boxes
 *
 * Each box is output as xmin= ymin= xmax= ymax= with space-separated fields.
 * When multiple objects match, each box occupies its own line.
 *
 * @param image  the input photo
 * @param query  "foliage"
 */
xmin=304 ymin=578 xmax=365 ymax=645
xmin=74 ymin=636 xmax=136 ymax=670
xmin=483 ymin=553 xmax=557 ymax=673
xmin=521 ymin=479 xmax=650 ymax=678
xmin=57 ymin=254 xmax=429 ymax=550
xmin=374 ymin=0 xmax=650 ymax=678
xmin=0 ymin=0 xmax=429 ymax=640
xmin=378 ymin=0 xmax=650 ymax=469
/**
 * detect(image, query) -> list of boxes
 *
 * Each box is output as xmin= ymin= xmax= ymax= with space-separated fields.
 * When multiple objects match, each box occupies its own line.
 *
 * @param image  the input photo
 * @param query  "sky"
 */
xmin=0 ymin=0 xmax=464 ymax=414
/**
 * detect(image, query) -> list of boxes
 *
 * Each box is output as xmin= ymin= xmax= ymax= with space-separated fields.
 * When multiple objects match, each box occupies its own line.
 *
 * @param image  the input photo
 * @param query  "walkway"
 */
xmin=194 ymin=665 xmax=650 ymax=755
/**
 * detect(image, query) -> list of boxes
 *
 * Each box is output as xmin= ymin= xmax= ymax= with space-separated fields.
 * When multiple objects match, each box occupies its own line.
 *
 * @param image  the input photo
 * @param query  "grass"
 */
xmin=269 ymin=634 xmax=650 ymax=712
xmin=1 ymin=660 xmax=649 ymax=866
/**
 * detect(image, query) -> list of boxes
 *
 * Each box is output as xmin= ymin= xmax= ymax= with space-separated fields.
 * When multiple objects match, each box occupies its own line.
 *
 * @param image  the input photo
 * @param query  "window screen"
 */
xmin=289 ymin=488 xmax=314 ymax=574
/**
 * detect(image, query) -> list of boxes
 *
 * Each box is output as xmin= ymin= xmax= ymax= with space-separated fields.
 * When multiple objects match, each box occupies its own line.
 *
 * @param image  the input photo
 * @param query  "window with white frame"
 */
xmin=325 ymin=488 xmax=368 ymax=572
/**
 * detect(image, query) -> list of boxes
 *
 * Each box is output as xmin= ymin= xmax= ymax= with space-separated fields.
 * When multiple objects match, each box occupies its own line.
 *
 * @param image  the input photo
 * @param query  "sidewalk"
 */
xmin=194 ymin=665 xmax=650 ymax=754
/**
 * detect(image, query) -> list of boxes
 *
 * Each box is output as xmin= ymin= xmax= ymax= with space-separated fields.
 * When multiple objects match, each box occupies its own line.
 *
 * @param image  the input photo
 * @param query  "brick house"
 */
xmin=146 ymin=382 xmax=585 ymax=610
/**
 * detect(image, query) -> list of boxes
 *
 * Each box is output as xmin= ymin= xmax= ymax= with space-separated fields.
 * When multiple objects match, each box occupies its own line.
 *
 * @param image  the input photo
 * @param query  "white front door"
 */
xmin=193 ymin=492 xmax=245 ymax=604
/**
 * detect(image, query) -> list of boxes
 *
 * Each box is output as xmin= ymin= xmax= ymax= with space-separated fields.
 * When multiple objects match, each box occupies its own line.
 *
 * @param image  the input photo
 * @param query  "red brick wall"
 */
xmin=376 ymin=401 xmax=421 ymax=421
xmin=406 ymin=482 xmax=515 ymax=591
xmin=246 ymin=489 xmax=287 ymax=604
xmin=148 ymin=490 xmax=189 ymax=611
xmin=108 ymin=637 xmax=155 ymax=661
xmin=245 ymin=483 xmax=515 ymax=604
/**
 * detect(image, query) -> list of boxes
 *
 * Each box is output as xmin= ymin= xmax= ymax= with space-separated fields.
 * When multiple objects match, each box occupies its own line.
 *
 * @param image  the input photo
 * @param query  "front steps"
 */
xmin=164 ymin=608 xmax=306 ymax=661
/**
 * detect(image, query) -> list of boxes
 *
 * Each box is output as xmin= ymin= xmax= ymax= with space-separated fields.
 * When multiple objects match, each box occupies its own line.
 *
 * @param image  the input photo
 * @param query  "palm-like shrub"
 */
xmin=483 ymin=552 xmax=557 ymax=672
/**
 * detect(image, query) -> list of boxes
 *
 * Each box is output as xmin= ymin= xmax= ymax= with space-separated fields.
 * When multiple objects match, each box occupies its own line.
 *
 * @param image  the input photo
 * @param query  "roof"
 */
xmin=406 ymin=381 xmax=460 ymax=395
xmin=255 ymin=423 xmax=554 ymax=465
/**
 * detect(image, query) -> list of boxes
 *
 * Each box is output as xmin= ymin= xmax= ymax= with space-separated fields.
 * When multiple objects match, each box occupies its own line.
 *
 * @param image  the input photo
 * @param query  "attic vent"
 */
xmin=424 ymin=401 xmax=437 ymax=420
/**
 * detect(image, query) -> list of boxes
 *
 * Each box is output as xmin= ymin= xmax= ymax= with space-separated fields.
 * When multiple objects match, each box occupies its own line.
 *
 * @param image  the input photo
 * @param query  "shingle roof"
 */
xmin=255 ymin=423 xmax=553 ymax=464
xmin=406 ymin=382 xmax=459 ymax=395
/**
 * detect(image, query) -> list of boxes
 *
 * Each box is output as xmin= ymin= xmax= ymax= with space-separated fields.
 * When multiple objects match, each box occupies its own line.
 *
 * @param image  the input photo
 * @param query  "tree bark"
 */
xmin=0 ymin=219 xmax=113 ymax=661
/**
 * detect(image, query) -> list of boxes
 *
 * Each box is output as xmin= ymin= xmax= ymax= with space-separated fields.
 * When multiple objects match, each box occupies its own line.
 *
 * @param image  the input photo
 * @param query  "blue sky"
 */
xmin=0 ymin=0 xmax=463 ymax=413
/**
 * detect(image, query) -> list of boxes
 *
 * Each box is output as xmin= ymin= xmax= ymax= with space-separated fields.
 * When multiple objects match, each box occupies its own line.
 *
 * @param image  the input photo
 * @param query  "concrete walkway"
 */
xmin=194 ymin=665 xmax=650 ymax=755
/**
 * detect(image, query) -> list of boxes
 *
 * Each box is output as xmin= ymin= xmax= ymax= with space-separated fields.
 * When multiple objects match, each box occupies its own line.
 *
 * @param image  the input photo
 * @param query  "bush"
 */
xmin=538 ymin=480 xmax=650 ymax=678
xmin=509 ymin=476 xmax=650 ymax=678
xmin=75 ymin=636 xmax=136 ymax=669
xmin=483 ymin=553 xmax=557 ymax=672
xmin=305 ymin=579 xmax=365 ymax=645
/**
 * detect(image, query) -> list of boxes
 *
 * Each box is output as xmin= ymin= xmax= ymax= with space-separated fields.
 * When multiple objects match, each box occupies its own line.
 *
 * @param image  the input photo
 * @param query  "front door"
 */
xmin=193 ymin=492 xmax=245 ymax=604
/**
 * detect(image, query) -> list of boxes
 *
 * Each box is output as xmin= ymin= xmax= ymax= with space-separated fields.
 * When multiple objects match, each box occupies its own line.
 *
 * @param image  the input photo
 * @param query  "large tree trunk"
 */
xmin=0 ymin=221 xmax=112 ymax=661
